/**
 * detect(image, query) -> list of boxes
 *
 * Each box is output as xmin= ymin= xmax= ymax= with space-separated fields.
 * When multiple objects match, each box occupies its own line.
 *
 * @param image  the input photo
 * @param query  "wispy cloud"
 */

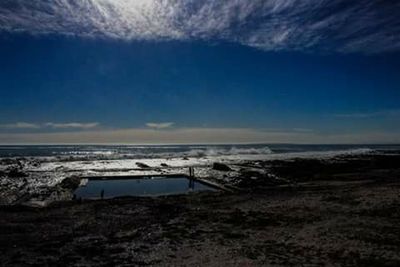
xmin=45 ymin=122 xmax=99 ymax=129
xmin=0 ymin=1 xmax=399 ymax=53
xmin=146 ymin=122 xmax=174 ymax=129
xmin=334 ymin=109 xmax=400 ymax=119
xmin=0 ymin=122 xmax=40 ymax=129
xmin=334 ymin=113 xmax=376 ymax=119
xmin=0 ymin=121 xmax=99 ymax=130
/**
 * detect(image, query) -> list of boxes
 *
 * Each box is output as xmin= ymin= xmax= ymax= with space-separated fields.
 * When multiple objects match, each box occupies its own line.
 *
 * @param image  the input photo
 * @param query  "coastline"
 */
xmin=0 ymin=151 xmax=399 ymax=265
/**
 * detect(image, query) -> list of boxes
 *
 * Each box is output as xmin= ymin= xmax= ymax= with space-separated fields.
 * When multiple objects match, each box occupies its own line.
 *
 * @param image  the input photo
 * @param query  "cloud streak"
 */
xmin=146 ymin=122 xmax=174 ymax=129
xmin=0 ymin=121 xmax=99 ymax=130
xmin=45 ymin=122 xmax=99 ymax=129
xmin=334 ymin=109 xmax=400 ymax=119
xmin=0 ymin=122 xmax=40 ymax=129
xmin=0 ymin=0 xmax=399 ymax=53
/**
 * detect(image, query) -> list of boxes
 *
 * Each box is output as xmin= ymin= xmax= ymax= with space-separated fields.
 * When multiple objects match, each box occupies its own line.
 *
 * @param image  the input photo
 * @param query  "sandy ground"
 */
xmin=0 ymin=154 xmax=400 ymax=266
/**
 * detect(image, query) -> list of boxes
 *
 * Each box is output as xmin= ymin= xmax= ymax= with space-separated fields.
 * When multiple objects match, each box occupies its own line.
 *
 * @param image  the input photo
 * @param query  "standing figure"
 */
xmin=188 ymin=167 xmax=195 ymax=190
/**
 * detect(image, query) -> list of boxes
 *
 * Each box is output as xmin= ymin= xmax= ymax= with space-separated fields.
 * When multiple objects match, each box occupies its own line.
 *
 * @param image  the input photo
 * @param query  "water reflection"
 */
xmin=74 ymin=177 xmax=216 ymax=199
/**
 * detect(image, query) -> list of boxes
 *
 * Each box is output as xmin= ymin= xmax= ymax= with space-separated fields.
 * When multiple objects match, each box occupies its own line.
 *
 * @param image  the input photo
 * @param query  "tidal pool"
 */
xmin=74 ymin=176 xmax=217 ymax=199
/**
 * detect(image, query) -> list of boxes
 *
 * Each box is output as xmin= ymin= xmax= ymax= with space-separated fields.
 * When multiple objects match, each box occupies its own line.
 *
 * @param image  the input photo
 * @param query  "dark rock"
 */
xmin=234 ymin=168 xmax=285 ymax=188
xmin=30 ymin=160 xmax=40 ymax=167
xmin=7 ymin=167 xmax=28 ymax=178
xmin=212 ymin=162 xmax=232 ymax=172
xmin=60 ymin=176 xmax=82 ymax=190
xmin=241 ymin=169 xmax=263 ymax=179
xmin=136 ymin=162 xmax=150 ymax=169
xmin=160 ymin=163 xmax=169 ymax=167
xmin=0 ymin=158 xmax=16 ymax=165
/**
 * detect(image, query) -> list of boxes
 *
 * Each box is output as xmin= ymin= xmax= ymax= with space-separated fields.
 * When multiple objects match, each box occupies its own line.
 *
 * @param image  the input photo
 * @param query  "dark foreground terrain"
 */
xmin=1 ymin=154 xmax=400 ymax=266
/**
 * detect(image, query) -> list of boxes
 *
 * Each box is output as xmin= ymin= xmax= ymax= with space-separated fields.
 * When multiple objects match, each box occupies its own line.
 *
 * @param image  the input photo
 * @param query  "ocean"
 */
xmin=0 ymin=144 xmax=399 ymax=160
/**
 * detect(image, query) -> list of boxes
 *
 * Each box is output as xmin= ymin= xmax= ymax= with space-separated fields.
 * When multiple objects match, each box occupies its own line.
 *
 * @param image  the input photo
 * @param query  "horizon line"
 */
xmin=0 ymin=142 xmax=399 ymax=146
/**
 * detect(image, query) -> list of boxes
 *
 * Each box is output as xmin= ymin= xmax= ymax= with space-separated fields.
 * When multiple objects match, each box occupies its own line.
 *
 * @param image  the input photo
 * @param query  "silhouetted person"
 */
xmin=188 ymin=167 xmax=195 ymax=190
xmin=189 ymin=167 xmax=195 ymax=177
xmin=100 ymin=189 xmax=104 ymax=199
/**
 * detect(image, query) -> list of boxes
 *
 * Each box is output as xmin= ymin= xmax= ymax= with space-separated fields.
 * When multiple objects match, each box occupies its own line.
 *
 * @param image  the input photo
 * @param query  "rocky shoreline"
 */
xmin=0 ymin=153 xmax=400 ymax=266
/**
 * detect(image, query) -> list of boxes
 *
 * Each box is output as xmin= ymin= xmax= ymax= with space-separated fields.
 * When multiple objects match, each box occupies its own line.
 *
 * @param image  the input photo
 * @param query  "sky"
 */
xmin=0 ymin=0 xmax=400 ymax=144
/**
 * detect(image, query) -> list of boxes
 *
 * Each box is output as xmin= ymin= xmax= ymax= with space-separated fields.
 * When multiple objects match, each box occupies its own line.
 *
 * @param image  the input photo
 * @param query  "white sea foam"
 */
xmin=29 ymin=147 xmax=378 ymax=173
xmin=58 ymin=151 xmax=116 ymax=156
xmin=46 ymin=146 xmax=274 ymax=160
xmin=1 ymin=145 xmax=389 ymax=167
xmin=185 ymin=146 xmax=273 ymax=157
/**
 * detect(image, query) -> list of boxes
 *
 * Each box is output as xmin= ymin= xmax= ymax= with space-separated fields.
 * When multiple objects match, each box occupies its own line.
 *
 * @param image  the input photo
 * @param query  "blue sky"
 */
xmin=0 ymin=1 xmax=399 ymax=144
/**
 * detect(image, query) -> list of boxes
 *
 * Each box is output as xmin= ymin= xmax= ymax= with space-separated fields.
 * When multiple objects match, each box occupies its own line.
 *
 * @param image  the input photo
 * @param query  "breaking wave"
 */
xmin=338 ymin=148 xmax=375 ymax=155
xmin=185 ymin=146 xmax=273 ymax=157
xmin=0 ymin=144 xmax=393 ymax=161
xmin=54 ymin=146 xmax=274 ymax=159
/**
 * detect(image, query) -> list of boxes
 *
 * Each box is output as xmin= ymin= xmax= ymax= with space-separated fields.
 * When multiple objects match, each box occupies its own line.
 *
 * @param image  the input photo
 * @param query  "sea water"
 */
xmin=74 ymin=176 xmax=216 ymax=199
xmin=1 ymin=144 xmax=399 ymax=159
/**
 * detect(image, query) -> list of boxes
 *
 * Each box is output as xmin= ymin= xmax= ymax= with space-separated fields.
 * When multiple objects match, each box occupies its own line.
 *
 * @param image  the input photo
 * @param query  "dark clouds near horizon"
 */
xmin=0 ymin=0 xmax=399 ymax=53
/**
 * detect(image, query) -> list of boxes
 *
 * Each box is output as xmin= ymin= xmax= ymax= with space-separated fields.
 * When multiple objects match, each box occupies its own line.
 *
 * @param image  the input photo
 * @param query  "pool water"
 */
xmin=74 ymin=176 xmax=216 ymax=199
